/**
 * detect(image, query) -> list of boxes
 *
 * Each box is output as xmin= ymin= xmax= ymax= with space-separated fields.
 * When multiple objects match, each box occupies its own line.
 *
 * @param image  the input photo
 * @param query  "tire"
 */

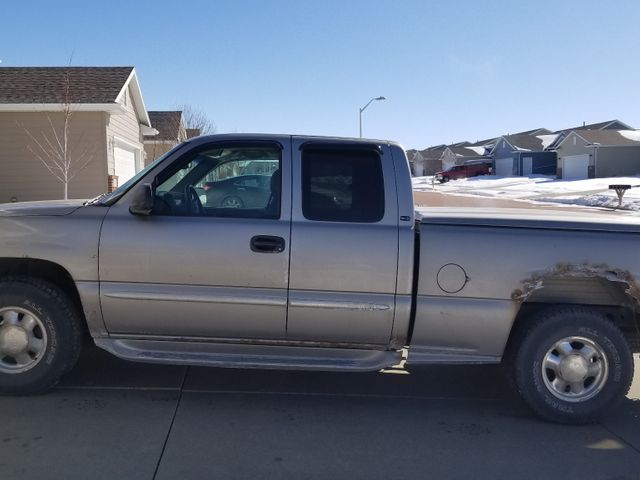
xmin=0 ymin=277 xmax=83 ymax=394
xmin=442 ymin=176 xmax=449 ymax=183
xmin=219 ymin=195 xmax=244 ymax=208
xmin=507 ymin=306 xmax=633 ymax=424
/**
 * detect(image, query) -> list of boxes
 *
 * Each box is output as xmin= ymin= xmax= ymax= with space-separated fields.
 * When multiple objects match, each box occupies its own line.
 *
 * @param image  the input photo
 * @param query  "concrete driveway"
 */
xmin=0 ymin=345 xmax=638 ymax=479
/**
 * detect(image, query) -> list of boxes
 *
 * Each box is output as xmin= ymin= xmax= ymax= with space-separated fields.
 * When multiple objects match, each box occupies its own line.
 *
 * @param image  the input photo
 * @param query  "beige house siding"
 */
xmin=596 ymin=146 xmax=640 ymax=177
xmin=105 ymin=85 xmax=144 ymax=177
xmin=0 ymin=111 xmax=108 ymax=203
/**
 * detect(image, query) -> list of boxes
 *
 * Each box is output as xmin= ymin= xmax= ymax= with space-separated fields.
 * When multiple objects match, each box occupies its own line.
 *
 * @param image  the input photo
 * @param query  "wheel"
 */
xmin=219 ymin=195 xmax=244 ymax=208
xmin=441 ymin=176 xmax=449 ymax=183
xmin=507 ymin=306 xmax=633 ymax=424
xmin=0 ymin=277 xmax=83 ymax=394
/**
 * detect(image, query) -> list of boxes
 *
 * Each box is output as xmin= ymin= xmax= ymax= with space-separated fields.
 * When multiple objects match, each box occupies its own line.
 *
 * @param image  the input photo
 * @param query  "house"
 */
xmin=546 ymin=119 xmax=633 ymax=150
xmin=409 ymin=145 xmax=448 ymax=176
xmin=0 ymin=67 xmax=155 ymax=202
xmin=143 ymin=111 xmax=187 ymax=165
xmin=407 ymin=150 xmax=419 ymax=175
xmin=186 ymin=128 xmax=201 ymax=139
xmin=554 ymin=129 xmax=640 ymax=179
xmin=440 ymin=141 xmax=494 ymax=171
xmin=491 ymin=133 xmax=558 ymax=176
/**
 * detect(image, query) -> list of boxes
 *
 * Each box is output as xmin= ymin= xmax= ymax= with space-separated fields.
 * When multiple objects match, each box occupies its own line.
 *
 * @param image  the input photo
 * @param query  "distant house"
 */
xmin=555 ymin=129 xmax=640 ymax=179
xmin=416 ymin=145 xmax=448 ymax=175
xmin=143 ymin=111 xmax=187 ymax=165
xmin=442 ymin=143 xmax=492 ymax=170
xmin=491 ymin=134 xmax=558 ymax=176
xmin=546 ymin=119 xmax=633 ymax=150
xmin=0 ymin=67 xmax=154 ymax=202
xmin=405 ymin=149 xmax=419 ymax=175
xmin=186 ymin=128 xmax=201 ymax=139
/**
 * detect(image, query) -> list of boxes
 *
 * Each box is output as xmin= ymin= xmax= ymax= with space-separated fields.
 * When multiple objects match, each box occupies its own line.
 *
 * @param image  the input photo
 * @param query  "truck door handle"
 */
xmin=250 ymin=235 xmax=285 ymax=253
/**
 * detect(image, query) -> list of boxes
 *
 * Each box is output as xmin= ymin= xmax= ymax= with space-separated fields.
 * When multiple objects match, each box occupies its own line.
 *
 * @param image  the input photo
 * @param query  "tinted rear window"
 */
xmin=301 ymin=148 xmax=385 ymax=223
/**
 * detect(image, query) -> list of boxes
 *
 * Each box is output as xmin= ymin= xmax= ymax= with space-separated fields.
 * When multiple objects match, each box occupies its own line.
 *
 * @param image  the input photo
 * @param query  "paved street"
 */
xmin=0 ymin=345 xmax=638 ymax=479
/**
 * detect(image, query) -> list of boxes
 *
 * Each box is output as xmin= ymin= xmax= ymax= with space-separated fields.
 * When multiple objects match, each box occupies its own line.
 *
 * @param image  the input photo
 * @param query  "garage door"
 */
xmin=114 ymin=146 xmax=137 ymax=184
xmin=494 ymin=157 xmax=513 ymax=176
xmin=563 ymin=154 xmax=589 ymax=180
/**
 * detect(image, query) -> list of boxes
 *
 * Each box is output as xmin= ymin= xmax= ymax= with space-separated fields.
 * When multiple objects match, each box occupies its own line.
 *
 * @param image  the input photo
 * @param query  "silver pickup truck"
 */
xmin=0 ymin=134 xmax=638 ymax=423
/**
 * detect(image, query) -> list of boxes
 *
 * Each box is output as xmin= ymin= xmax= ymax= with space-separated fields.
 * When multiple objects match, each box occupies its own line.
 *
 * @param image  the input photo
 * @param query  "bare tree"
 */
xmin=178 ymin=104 xmax=216 ymax=135
xmin=19 ymin=69 xmax=94 ymax=200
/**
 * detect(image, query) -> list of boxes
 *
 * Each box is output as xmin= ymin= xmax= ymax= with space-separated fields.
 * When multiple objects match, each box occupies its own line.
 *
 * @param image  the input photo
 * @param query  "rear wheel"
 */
xmin=219 ymin=195 xmax=244 ymax=208
xmin=0 ymin=277 xmax=83 ymax=394
xmin=507 ymin=306 xmax=633 ymax=424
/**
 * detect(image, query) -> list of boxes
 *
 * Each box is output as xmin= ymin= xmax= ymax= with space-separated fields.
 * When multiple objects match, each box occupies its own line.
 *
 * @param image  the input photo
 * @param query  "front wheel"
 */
xmin=0 ymin=277 xmax=83 ymax=394
xmin=507 ymin=306 xmax=633 ymax=424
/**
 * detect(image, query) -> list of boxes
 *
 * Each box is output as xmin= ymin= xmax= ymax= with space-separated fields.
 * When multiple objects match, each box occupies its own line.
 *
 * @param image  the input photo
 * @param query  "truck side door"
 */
xmin=286 ymin=140 xmax=399 ymax=345
xmin=99 ymin=139 xmax=291 ymax=340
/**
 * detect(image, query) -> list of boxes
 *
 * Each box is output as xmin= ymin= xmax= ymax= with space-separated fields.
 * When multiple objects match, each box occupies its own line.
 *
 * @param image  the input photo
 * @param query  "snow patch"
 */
xmin=465 ymin=146 xmax=486 ymax=155
xmin=536 ymin=134 xmax=559 ymax=149
xmin=619 ymin=130 xmax=640 ymax=142
xmin=413 ymin=174 xmax=640 ymax=212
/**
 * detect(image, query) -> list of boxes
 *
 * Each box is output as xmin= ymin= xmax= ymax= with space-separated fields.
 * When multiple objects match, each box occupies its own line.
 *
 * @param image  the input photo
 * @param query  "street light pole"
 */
xmin=359 ymin=96 xmax=386 ymax=138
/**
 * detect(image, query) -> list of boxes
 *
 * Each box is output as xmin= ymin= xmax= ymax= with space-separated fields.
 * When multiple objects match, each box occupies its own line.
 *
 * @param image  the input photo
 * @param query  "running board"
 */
xmin=94 ymin=338 xmax=402 ymax=372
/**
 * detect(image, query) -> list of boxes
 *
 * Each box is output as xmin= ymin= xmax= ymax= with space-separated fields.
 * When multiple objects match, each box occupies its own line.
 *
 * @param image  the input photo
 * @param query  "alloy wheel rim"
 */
xmin=541 ymin=336 xmax=609 ymax=403
xmin=222 ymin=198 xmax=242 ymax=208
xmin=0 ymin=307 xmax=48 ymax=374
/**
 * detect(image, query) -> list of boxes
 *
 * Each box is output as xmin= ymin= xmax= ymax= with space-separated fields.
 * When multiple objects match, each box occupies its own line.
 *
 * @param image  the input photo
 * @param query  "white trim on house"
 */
xmin=115 ymin=68 xmax=151 ymax=127
xmin=554 ymin=131 xmax=589 ymax=150
xmin=141 ymin=125 xmax=159 ymax=136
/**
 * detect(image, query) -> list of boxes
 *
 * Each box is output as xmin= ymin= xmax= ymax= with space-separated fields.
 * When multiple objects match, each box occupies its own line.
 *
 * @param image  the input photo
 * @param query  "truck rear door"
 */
xmin=286 ymin=139 xmax=399 ymax=345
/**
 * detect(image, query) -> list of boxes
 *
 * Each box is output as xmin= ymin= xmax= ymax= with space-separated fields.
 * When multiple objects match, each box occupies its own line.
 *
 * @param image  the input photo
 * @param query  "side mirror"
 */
xmin=129 ymin=183 xmax=154 ymax=216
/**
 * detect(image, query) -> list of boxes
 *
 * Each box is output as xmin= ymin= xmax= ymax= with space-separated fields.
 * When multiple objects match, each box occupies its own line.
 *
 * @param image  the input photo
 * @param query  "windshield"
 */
xmin=100 ymin=142 xmax=190 ymax=205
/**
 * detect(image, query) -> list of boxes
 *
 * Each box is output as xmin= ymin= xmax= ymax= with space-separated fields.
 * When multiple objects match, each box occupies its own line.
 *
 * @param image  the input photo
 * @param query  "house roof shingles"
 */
xmin=145 ymin=111 xmax=183 ymax=141
xmin=448 ymin=146 xmax=488 ymax=159
xmin=554 ymin=119 xmax=633 ymax=134
xmin=572 ymin=129 xmax=640 ymax=147
xmin=0 ymin=67 xmax=134 ymax=104
xmin=502 ymin=134 xmax=547 ymax=151
xmin=419 ymin=145 xmax=447 ymax=160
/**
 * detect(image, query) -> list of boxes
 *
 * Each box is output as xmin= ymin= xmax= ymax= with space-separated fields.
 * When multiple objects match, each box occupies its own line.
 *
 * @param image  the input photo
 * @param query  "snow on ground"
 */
xmin=412 ymin=175 xmax=640 ymax=212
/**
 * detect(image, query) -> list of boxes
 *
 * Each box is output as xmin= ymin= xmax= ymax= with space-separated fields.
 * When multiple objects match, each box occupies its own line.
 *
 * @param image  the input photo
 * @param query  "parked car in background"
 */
xmin=435 ymin=162 xmax=491 ymax=183
xmin=202 ymin=174 xmax=271 ymax=208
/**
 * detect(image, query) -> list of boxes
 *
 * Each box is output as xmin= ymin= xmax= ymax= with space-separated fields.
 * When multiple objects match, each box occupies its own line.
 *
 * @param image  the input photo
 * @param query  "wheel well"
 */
xmin=508 ymin=277 xmax=640 ymax=353
xmin=0 ymin=258 xmax=90 ymax=340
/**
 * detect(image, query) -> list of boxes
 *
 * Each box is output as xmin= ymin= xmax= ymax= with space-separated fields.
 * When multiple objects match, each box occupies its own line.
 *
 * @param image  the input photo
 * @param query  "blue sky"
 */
xmin=2 ymin=0 xmax=639 ymax=149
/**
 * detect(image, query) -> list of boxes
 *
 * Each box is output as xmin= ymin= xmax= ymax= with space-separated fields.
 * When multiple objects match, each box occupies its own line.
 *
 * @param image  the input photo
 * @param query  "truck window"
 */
xmin=154 ymin=145 xmax=281 ymax=218
xmin=301 ymin=148 xmax=385 ymax=223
